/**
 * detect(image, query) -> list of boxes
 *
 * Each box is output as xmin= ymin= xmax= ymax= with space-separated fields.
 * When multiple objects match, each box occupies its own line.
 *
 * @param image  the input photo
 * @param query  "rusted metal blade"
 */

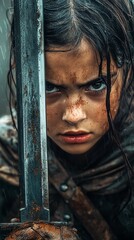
xmin=14 ymin=0 xmax=50 ymax=222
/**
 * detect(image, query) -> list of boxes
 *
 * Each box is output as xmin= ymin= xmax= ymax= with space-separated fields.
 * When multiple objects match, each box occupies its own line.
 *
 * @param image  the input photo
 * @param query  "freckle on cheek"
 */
xmin=76 ymin=96 xmax=86 ymax=107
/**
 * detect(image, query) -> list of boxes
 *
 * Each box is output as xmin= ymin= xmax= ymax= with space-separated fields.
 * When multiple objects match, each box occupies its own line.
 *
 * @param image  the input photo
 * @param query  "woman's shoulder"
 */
xmin=0 ymin=113 xmax=19 ymax=186
xmin=0 ymin=110 xmax=17 ymax=139
xmin=117 ymin=192 xmax=134 ymax=239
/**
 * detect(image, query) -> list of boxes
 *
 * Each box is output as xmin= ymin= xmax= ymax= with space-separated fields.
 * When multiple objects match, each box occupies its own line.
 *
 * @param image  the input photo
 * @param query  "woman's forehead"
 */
xmin=46 ymin=40 xmax=117 ymax=77
xmin=46 ymin=40 xmax=100 ymax=70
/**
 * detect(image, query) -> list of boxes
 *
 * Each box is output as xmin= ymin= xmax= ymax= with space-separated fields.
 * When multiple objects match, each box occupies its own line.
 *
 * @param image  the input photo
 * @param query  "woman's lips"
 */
xmin=59 ymin=131 xmax=93 ymax=144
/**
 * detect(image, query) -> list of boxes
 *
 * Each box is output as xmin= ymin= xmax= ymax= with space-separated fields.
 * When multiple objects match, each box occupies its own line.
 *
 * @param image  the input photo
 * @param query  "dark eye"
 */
xmin=46 ymin=82 xmax=60 ymax=94
xmin=85 ymin=78 xmax=107 ymax=92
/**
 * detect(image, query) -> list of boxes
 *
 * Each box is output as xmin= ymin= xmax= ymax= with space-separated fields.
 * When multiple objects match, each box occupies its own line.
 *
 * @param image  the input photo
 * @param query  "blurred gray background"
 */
xmin=0 ymin=0 xmax=12 ymax=116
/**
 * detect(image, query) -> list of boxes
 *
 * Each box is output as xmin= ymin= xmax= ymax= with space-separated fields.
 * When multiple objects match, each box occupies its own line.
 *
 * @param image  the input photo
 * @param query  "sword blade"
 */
xmin=14 ymin=0 xmax=50 ymax=222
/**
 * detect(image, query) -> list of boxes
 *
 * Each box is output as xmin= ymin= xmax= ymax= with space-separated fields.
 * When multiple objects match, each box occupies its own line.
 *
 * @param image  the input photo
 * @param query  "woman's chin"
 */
xmin=57 ymin=142 xmax=98 ymax=155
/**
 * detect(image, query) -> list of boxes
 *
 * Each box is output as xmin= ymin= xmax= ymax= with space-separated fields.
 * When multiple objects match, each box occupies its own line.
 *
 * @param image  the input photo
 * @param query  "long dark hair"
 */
xmin=8 ymin=0 xmax=134 ymax=199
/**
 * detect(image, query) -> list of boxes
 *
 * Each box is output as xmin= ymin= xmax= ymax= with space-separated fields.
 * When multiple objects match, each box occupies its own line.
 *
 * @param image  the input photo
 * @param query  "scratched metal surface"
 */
xmin=0 ymin=0 xmax=12 ymax=116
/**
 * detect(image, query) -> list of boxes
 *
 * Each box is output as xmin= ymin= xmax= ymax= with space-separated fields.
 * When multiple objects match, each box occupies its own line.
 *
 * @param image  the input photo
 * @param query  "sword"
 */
xmin=14 ymin=0 xmax=50 ymax=222
xmin=0 ymin=1 xmax=49 ymax=234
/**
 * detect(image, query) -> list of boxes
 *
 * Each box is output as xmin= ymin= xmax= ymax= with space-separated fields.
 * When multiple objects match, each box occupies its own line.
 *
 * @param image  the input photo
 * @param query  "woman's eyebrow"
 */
xmin=78 ymin=72 xmax=117 ymax=88
xmin=45 ymin=79 xmax=98 ymax=88
xmin=46 ymin=72 xmax=117 ymax=88
xmin=46 ymin=78 xmax=102 ymax=90
xmin=46 ymin=80 xmax=66 ymax=89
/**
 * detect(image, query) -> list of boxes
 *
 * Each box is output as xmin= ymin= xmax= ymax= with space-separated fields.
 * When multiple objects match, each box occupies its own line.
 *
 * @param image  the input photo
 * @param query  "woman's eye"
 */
xmin=46 ymin=82 xmax=60 ymax=94
xmin=85 ymin=78 xmax=107 ymax=92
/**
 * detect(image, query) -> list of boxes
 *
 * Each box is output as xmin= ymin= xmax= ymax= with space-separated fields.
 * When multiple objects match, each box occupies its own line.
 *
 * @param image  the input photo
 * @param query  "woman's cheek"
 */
xmin=89 ymin=99 xmax=109 ymax=134
xmin=47 ymin=103 xmax=62 ymax=131
xmin=98 ymin=106 xmax=109 ymax=132
xmin=47 ymin=106 xmax=57 ymax=128
xmin=110 ymin=89 xmax=121 ymax=119
xmin=97 ymin=96 xmax=119 ymax=132
xmin=110 ymin=71 xmax=123 ymax=119
xmin=95 ymin=82 xmax=121 ymax=131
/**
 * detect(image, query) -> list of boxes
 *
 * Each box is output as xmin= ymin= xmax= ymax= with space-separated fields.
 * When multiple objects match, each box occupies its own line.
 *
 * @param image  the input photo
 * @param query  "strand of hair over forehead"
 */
xmin=44 ymin=0 xmax=112 ymax=50
xmin=60 ymin=0 xmax=131 ymax=59
xmin=44 ymin=0 xmax=82 ymax=49
xmin=44 ymin=0 xmax=114 ymax=53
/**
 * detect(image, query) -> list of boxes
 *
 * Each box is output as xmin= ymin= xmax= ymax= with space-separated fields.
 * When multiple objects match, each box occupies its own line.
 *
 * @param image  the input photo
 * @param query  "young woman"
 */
xmin=0 ymin=0 xmax=134 ymax=239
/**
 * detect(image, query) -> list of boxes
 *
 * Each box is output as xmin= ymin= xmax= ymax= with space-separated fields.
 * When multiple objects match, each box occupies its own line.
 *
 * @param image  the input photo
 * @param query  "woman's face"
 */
xmin=46 ymin=40 xmax=122 ymax=154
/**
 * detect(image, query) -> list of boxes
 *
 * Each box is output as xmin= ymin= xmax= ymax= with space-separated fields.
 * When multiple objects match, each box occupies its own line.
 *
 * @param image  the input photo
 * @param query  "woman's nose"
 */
xmin=62 ymin=103 xmax=86 ymax=125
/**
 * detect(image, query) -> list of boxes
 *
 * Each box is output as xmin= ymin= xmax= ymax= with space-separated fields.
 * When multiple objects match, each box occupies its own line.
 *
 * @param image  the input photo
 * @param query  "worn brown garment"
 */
xmin=5 ymin=222 xmax=79 ymax=240
xmin=0 ymin=114 xmax=19 ymax=223
xmin=0 ymin=113 xmax=134 ymax=240
xmin=0 ymin=114 xmax=19 ymax=186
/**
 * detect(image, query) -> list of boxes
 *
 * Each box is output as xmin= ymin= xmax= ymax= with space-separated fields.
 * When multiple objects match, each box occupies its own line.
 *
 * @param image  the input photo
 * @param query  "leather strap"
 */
xmin=49 ymin=157 xmax=117 ymax=240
